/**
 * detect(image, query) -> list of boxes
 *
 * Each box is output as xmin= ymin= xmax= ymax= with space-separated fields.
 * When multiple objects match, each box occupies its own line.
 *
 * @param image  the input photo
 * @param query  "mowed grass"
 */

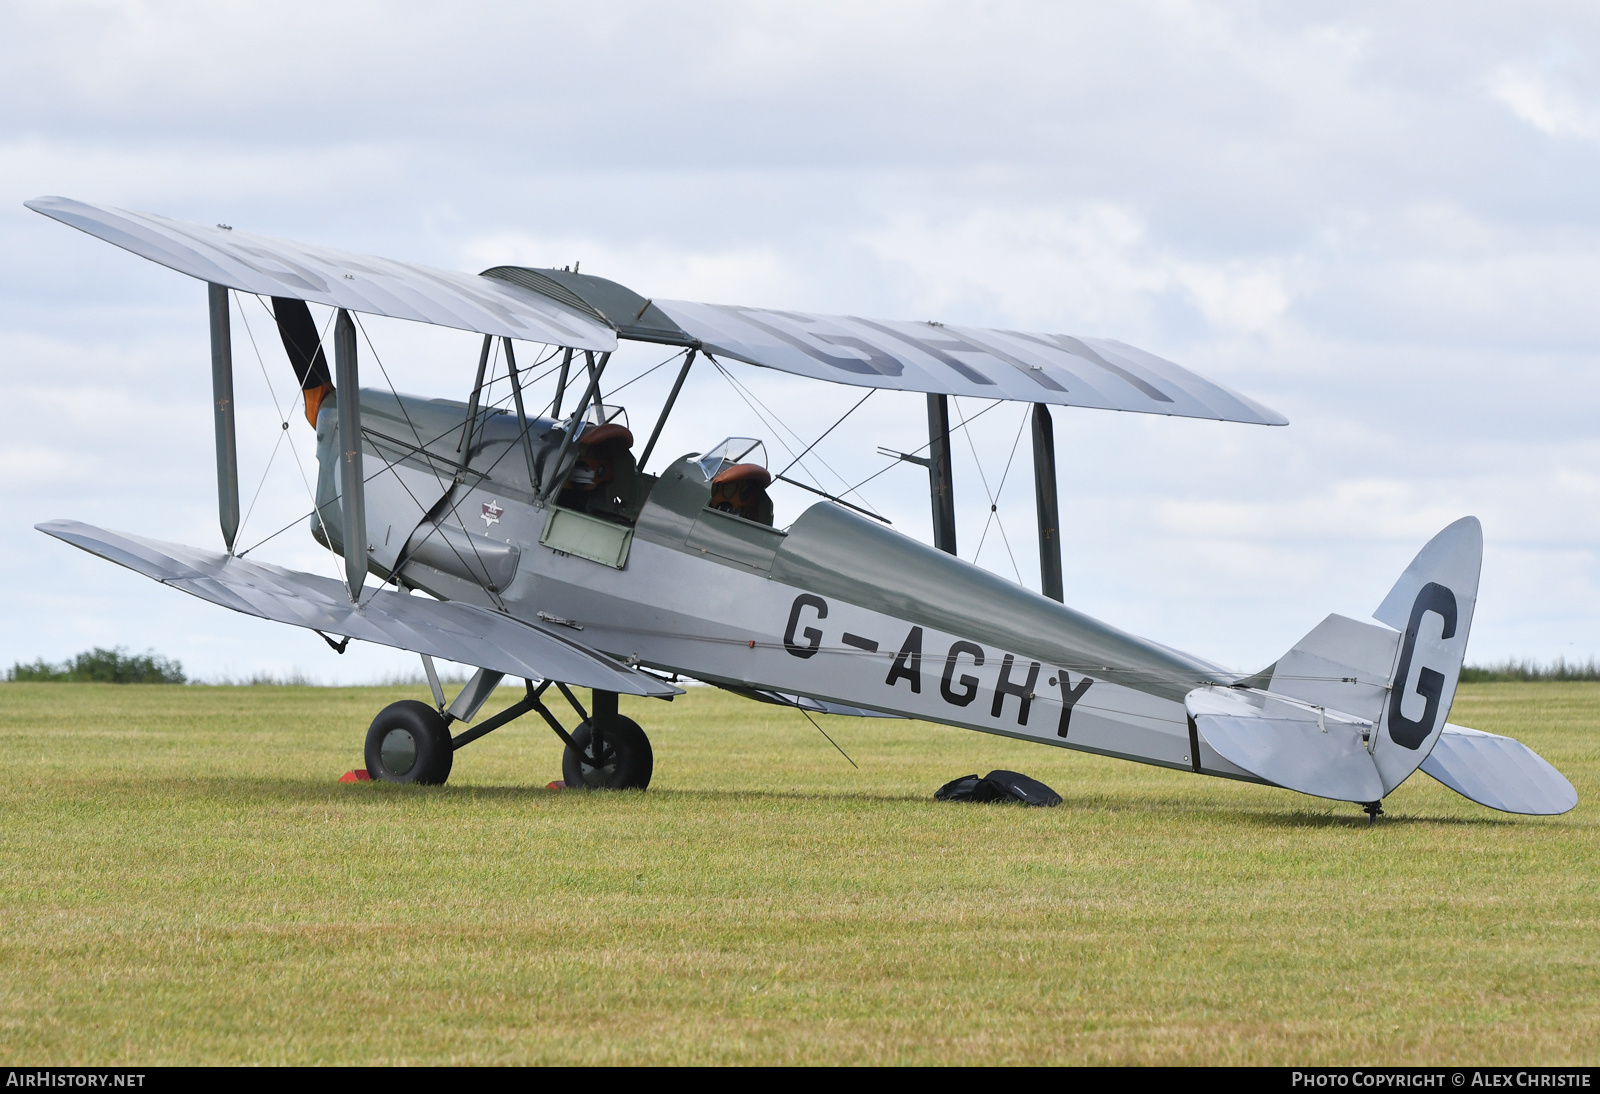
xmin=0 ymin=681 xmax=1597 ymax=1065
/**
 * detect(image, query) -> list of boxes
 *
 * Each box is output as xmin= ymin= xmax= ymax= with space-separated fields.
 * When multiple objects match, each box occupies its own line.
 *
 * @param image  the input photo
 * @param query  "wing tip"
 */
xmin=35 ymin=517 xmax=81 ymax=538
xmin=23 ymin=195 xmax=81 ymax=217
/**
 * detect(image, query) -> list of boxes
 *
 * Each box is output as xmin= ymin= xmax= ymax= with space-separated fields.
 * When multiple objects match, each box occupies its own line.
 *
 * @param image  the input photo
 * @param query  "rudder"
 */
xmin=1370 ymin=516 xmax=1482 ymax=793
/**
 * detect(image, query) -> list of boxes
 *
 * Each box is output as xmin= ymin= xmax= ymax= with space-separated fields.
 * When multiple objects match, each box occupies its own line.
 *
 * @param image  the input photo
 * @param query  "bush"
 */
xmin=7 ymin=647 xmax=186 ymax=684
xmin=1460 ymin=658 xmax=1600 ymax=683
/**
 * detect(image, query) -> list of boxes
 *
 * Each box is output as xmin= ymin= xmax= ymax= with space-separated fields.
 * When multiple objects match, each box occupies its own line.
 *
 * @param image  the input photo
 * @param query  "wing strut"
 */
xmin=879 ymin=395 xmax=958 ymax=550
xmin=927 ymin=394 xmax=958 ymax=555
xmin=551 ymin=348 xmax=573 ymax=418
xmin=540 ymin=351 xmax=612 ymax=504
xmin=502 ymin=338 xmax=540 ymax=488
xmin=333 ymin=309 xmax=366 ymax=600
xmin=208 ymin=284 xmax=240 ymax=553
xmin=1031 ymin=403 xmax=1064 ymax=602
xmin=638 ymin=348 xmax=696 ymax=472
xmin=459 ymin=335 xmax=492 ymax=454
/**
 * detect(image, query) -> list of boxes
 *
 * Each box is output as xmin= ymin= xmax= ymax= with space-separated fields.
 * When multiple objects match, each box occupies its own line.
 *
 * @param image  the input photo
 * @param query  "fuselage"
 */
xmin=318 ymin=388 xmax=1262 ymax=783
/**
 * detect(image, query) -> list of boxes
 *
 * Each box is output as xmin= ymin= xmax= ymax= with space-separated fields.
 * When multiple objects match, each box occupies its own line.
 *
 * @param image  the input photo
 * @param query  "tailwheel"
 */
xmin=365 ymin=700 xmax=454 ymax=785
xmin=562 ymin=715 xmax=653 ymax=790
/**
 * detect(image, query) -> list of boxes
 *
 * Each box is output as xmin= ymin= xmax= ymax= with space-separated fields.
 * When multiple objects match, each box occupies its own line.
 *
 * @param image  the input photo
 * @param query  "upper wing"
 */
xmin=653 ymin=301 xmax=1286 ymax=425
xmin=25 ymin=197 xmax=616 ymax=350
xmin=473 ymin=269 xmax=1284 ymax=424
xmin=38 ymin=520 xmax=678 ymax=698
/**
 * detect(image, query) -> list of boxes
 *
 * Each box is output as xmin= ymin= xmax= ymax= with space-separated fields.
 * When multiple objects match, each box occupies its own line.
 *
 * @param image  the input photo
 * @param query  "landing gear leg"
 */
xmin=1362 ymin=800 xmax=1384 ymax=825
xmin=554 ymin=687 xmax=653 ymax=791
xmin=592 ymin=688 xmax=615 ymax=770
xmin=561 ymin=715 xmax=653 ymax=790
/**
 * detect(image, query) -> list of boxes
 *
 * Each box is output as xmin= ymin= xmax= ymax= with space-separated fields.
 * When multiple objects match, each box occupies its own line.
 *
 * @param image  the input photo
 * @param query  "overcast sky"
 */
xmin=4 ymin=1 xmax=1600 ymax=682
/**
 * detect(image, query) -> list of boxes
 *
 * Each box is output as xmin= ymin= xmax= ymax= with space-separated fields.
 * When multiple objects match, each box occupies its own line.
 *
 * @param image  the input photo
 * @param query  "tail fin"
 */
xmin=1187 ymin=518 xmax=1482 ymax=804
xmin=1265 ymin=612 xmax=1401 ymax=726
xmin=1369 ymin=516 xmax=1481 ymax=793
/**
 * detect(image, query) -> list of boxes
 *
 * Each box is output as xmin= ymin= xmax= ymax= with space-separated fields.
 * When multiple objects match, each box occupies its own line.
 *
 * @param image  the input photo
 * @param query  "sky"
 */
xmin=3 ymin=0 xmax=1600 ymax=683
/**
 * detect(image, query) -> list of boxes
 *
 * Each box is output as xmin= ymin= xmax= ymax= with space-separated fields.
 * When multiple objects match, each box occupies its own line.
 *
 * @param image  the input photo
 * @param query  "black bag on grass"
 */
xmin=935 ymin=769 xmax=1062 ymax=807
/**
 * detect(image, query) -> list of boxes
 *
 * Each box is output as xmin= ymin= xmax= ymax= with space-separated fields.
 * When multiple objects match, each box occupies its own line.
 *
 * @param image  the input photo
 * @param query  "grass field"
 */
xmin=1 ymin=681 xmax=1596 ymax=1065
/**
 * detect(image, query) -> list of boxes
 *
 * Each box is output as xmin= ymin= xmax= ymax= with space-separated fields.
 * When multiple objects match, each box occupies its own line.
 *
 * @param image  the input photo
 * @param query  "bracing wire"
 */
xmin=351 ymin=314 xmax=501 ymax=604
xmin=353 ymin=312 xmax=450 ymax=496
xmin=737 ymin=374 xmax=872 ymax=507
xmin=231 ymin=325 xmax=580 ymax=575
xmin=709 ymin=359 xmax=871 ymax=513
xmin=711 ymin=365 xmax=817 ymax=468
xmin=776 ymin=388 xmax=874 ymax=481
xmin=838 ymin=397 xmax=1005 ymax=497
xmin=603 ymin=348 xmax=686 ymax=401
xmin=972 ymin=404 xmax=1031 ymax=566
xmin=232 ymin=293 xmax=346 ymax=583
xmin=236 ymin=423 xmax=286 ymax=547
xmin=710 ymin=361 xmax=886 ymax=518
xmin=235 ymin=312 xmax=499 ymax=593
xmin=798 ymin=706 xmax=859 ymax=768
xmin=953 ymin=396 xmax=1023 ymax=583
xmin=708 ymin=358 xmax=806 ymax=465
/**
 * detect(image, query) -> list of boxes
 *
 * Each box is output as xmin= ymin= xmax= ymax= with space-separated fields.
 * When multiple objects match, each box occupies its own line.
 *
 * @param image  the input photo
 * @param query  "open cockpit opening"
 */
xmin=556 ymin=404 xmax=647 ymax=523
xmin=697 ymin=437 xmax=774 ymax=527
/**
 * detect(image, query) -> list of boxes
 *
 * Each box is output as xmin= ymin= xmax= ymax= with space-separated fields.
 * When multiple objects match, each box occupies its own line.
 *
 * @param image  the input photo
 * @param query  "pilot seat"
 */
xmin=557 ymin=421 xmax=643 ymax=522
xmin=709 ymin=462 xmax=774 ymax=526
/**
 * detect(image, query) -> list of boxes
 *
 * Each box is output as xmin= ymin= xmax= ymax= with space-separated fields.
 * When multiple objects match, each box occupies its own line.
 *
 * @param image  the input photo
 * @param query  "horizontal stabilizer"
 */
xmin=25 ymin=197 xmax=615 ymax=350
xmin=1186 ymin=686 xmax=1382 ymax=803
xmin=1421 ymin=724 xmax=1577 ymax=815
xmin=37 ymin=520 xmax=679 ymax=698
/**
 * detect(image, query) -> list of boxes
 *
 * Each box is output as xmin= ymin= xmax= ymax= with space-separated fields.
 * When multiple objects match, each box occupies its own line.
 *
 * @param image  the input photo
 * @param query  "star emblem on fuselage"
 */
xmin=481 ymin=500 xmax=503 ymax=529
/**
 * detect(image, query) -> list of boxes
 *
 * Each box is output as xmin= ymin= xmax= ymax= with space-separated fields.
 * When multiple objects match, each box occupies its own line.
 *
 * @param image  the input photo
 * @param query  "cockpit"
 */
xmin=697 ymin=438 xmax=774 ymax=526
xmin=349 ymin=384 xmax=799 ymax=591
xmin=553 ymin=423 xmax=776 ymax=530
xmin=555 ymin=404 xmax=644 ymax=522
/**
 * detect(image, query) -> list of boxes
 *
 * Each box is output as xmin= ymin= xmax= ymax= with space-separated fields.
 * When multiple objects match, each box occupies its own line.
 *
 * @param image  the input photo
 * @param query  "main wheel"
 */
xmin=365 ymin=700 xmax=454 ymax=785
xmin=561 ymin=714 xmax=653 ymax=790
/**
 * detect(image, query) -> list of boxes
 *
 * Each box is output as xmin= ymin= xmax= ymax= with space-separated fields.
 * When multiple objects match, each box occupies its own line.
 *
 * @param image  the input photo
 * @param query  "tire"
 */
xmin=561 ymin=714 xmax=653 ymax=790
xmin=365 ymin=700 xmax=454 ymax=785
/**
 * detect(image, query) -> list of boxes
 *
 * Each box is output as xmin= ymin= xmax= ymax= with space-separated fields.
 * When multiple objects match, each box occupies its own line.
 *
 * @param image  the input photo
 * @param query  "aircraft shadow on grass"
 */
xmin=137 ymin=775 xmax=1541 ymax=829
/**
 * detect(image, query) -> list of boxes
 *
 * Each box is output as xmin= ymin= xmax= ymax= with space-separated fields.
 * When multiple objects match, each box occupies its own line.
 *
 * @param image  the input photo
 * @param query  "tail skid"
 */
xmin=1185 ymin=517 xmax=1571 ymax=815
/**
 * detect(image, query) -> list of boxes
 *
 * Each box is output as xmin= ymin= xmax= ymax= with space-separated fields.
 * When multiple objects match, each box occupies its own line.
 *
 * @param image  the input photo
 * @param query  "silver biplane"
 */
xmin=26 ymin=196 xmax=1576 ymax=818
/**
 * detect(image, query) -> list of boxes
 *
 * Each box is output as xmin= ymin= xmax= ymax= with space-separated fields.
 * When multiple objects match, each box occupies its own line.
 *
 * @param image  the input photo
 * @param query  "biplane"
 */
xmin=25 ymin=196 xmax=1576 ymax=818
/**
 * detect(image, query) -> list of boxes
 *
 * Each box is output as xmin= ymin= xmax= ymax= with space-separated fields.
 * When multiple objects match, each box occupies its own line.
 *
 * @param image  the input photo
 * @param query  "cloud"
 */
xmin=1490 ymin=66 xmax=1599 ymax=140
xmin=6 ymin=2 xmax=1600 ymax=679
xmin=459 ymin=231 xmax=801 ymax=310
xmin=858 ymin=205 xmax=1293 ymax=336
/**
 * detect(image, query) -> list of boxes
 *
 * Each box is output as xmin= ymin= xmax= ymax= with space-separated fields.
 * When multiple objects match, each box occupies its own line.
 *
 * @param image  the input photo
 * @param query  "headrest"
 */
xmin=712 ymin=462 xmax=772 ymax=489
xmin=578 ymin=422 xmax=634 ymax=449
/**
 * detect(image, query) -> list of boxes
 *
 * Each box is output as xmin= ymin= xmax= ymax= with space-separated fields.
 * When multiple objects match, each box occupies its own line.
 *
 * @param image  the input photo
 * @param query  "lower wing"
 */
xmin=38 ymin=519 xmax=680 ymax=698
